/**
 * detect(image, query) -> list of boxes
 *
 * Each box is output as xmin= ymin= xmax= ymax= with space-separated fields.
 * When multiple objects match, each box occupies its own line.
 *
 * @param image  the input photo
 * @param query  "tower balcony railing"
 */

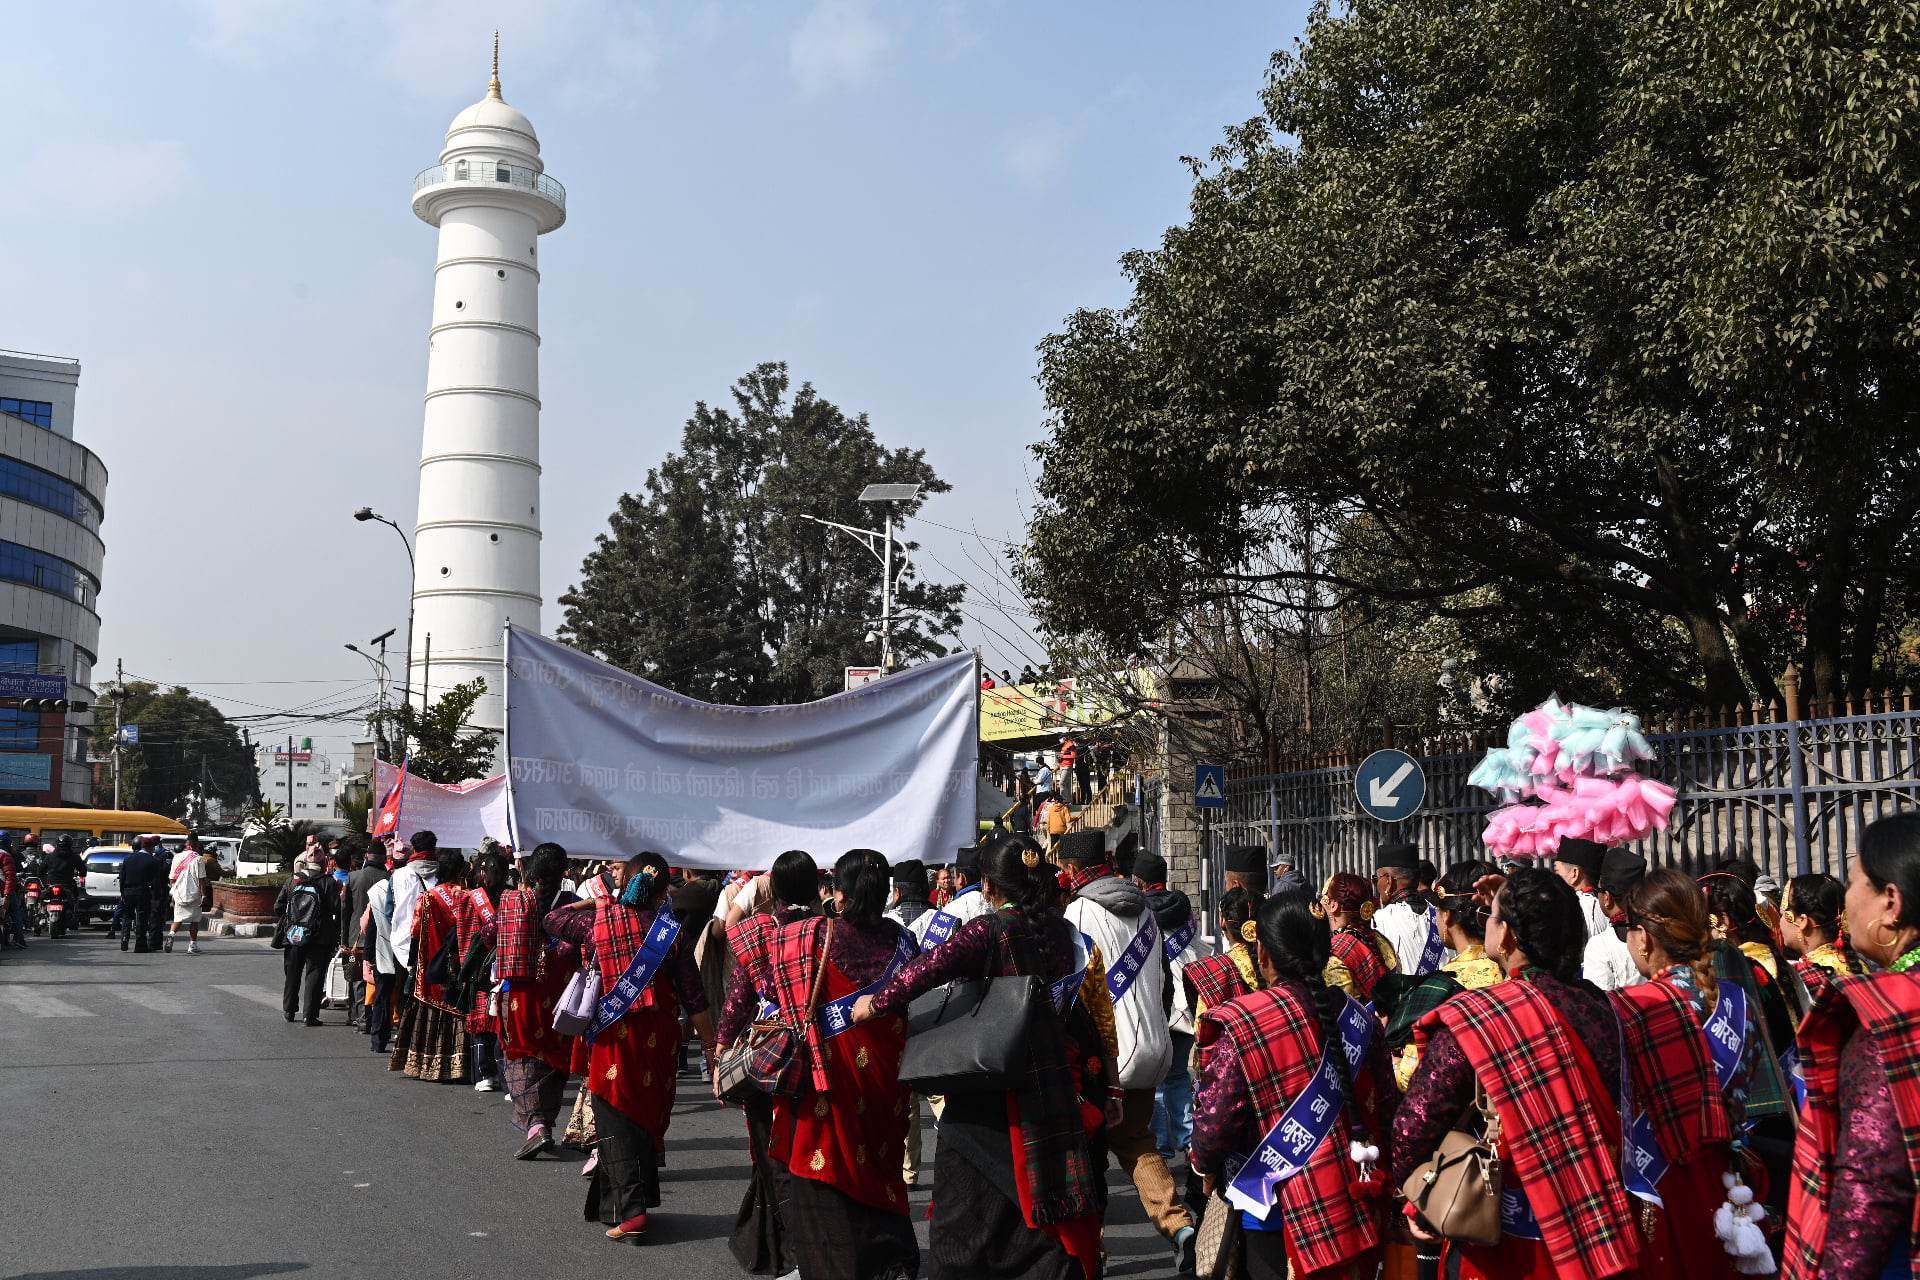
xmin=413 ymin=161 xmax=566 ymax=210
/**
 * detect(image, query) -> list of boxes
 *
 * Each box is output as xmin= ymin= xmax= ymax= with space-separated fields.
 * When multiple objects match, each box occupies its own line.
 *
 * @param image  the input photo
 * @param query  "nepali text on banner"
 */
xmin=503 ymin=627 xmax=980 ymax=870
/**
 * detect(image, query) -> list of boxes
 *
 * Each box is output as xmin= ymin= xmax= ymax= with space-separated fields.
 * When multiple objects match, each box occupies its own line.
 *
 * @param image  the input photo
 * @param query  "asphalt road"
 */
xmin=0 ymin=929 xmax=1176 ymax=1280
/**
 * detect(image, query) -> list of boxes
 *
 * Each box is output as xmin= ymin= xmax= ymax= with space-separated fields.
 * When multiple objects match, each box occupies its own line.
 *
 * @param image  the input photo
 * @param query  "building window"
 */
xmin=0 ymin=399 xmax=53 ymax=430
xmin=0 ymin=638 xmax=38 ymax=674
xmin=0 ymin=456 xmax=102 ymax=531
xmin=0 ymin=541 xmax=97 ymax=609
xmin=455 ymin=160 xmax=469 ymax=179
xmin=0 ymin=707 xmax=40 ymax=751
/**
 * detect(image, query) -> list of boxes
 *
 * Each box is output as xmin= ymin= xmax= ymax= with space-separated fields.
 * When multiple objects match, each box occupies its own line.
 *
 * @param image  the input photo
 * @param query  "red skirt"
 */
xmin=771 ymin=962 xmax=913 ymax=1216
xmin=499 ymin=968 xmax=572 ymax=1074
xmin=587 ymin=1003 xmax=681 ymax=1144
xmin=1637 ymin=1151 xmax=1738 ymax=1280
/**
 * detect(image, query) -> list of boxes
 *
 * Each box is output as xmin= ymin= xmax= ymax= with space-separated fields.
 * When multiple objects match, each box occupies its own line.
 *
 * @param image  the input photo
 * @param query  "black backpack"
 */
xmin=284 ymin=879 xmax=324 ymax=946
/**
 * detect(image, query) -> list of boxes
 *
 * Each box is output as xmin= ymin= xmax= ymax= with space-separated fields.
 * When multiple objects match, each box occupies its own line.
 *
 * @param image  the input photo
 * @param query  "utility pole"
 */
xmin=112 ymin=657 xmax=123 ymax=810
xmin=286 ymin=735 xmax=295 ymax=822
xmin=880 ymin=504 xmax=895 ymax=673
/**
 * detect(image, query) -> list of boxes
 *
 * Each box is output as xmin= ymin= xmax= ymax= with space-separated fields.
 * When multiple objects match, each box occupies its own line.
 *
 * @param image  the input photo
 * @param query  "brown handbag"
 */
xmin=1400 ymin=1080 xmax=1503 ymax=1246
xmin=715 ymin=920 xmax=833 ymax=1102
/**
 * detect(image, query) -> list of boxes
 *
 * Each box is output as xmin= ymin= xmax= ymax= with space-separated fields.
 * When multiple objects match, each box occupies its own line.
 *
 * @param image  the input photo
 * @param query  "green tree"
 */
xmin=369 ymin=678 xmax=498 ymax=784
xmin=559 ymin=362 xmax=965 ymax=704
xmin=1024 ymin=0 xmax=1920 ymax=718
xmin=95 ymin=682 xmax=256 ymax=817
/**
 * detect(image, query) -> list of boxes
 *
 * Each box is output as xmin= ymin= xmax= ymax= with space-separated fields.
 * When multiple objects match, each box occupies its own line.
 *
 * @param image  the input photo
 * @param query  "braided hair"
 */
xmin=1623 ymin=868 xmax=1719 ymax=1006
xmin=1782 ymin=872 xmax=1859 ymax=972
xmin=527 ymin=842 xmax=569 ymax=914
xmin=1434 ymin=858 xmax=1498 ymax=942
xmin=1253 ymin=885 xmax=1344 ymax=1052
xmin=1494 ymin=867 xmax=1586 ymax=983
xmin=1220 ymin=885 xmax=1266 ymax=946
xmin=1701 ymin=871 xmax=1789 ymax=986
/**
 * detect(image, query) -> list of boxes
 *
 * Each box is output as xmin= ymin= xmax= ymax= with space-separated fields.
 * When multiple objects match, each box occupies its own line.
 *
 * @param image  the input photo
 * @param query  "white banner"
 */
xmin=372 ymin=760 xmax=510 ymax=851
xmin=504 ymin=627 xmax=979 ymax=870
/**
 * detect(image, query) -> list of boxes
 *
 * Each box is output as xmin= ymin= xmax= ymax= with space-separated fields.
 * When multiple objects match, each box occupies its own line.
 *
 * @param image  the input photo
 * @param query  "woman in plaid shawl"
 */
xmin=389 ymin=847 xmax=474 ymax=1083
xmin=1190 ymin=886 xmax=1400 ymax=1279
xmin=1615 ymin=868 xmax=1747 ymax=1280
xmin=1783 ymin=812 xmax=1920 ymax=1280
xmin=496 ymin=842 xmax=579 ymax=1160
xmin=860 ymin=835 xmax=1117 ymax=1280
xmin=1321 ymin=871 xmax=1399 ymax=1002
xmin=1183 ymin=885 xmax=1266 ymax=1070
xmin=1380 ymin=859 xmax=1505 ymax=1091
xmin=1394 ymin=868 xmax=1642 ymax=1280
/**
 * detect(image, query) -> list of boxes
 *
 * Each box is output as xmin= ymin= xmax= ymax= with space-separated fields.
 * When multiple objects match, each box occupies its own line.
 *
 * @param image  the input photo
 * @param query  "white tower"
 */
xmin=408 ymin=37 xmax=564 ymax=751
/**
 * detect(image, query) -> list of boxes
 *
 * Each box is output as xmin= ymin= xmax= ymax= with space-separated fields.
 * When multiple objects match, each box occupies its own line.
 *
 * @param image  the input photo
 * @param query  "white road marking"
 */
xmin=212 ymin=983 xmax=283 ymax=1008
xmin=0 ymin=987 xmax=96 ymax=1018
xmin=109 ymin=987 xmax=191 ymax=1015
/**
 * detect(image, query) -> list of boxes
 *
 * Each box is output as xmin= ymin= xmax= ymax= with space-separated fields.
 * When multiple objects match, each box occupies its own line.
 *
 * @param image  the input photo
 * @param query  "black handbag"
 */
xmin=898 ymin=916 xmax=1043 ymax=1095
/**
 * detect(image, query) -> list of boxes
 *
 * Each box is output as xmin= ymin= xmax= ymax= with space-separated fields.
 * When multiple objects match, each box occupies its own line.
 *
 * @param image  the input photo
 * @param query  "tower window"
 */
xmin=497 ymin=164 xmax=511 ymax=182
xmin=497 ymin=269 xmax=506 ymax=279
xmin=440 ymin=566 xmax=450 ymax=576
xmin=454 ymin=160 xmax=469 ymax=179
xmin=489 ymin=533 xmax=499 ymax=543
xmin=454 ymin=300 xmax=465 ymax=311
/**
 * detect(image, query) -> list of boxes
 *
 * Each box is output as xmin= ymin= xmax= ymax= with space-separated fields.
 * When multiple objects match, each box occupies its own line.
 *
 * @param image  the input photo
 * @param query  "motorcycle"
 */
xmin=22 ymin=873 xmax=45 ymax=935
xmin=43 ymin=878 xmax=72 ymax=938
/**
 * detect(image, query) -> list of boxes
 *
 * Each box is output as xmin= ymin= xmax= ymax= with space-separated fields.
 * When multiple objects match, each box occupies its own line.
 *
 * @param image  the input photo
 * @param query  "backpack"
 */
xmin=285 ymin=879 xmax=323 ymax=947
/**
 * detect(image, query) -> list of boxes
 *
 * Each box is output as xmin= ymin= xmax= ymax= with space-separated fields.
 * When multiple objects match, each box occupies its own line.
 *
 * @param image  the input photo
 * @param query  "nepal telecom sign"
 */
xmin=1354 ymin=749 xmax=1425 ymax=823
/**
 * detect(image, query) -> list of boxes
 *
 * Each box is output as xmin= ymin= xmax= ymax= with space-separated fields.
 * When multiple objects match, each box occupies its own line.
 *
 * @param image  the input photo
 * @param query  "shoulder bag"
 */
xmin=715 ymin=920 xmax=833 ymax=1102
xmin=1400 ymin=1078 xmax=1503 ymax=1245
xmin=897 ymin=912 xmax=1043 ymax=1095
xmin=551 ymin=963 xmax=601 ymax=1037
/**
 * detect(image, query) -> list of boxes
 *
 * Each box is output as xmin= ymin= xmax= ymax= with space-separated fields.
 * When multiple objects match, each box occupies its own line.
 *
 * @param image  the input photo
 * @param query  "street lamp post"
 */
xmin=353 ymin=507 xmax=416 ymax=715
xmin=345 ymin=629 xmax=395 ymax=760
xmin=801 ymin=482 xmax=922 ymax=675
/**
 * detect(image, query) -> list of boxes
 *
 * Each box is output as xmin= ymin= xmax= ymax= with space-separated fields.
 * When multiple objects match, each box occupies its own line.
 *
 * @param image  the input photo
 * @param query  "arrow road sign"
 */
xmin=1195 ymin=763 xmax=1226 ymax=810
xmin=1354 ymin=749 xmax=1425 ymax=823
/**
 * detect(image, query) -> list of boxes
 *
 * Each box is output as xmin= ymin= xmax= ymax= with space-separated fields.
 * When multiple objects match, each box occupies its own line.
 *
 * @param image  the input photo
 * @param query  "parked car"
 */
xmin=81 ymin=845 xmax=132 ymax=926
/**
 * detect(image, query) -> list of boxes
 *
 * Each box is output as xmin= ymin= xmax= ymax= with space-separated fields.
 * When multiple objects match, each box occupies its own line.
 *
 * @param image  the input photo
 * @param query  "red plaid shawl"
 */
xmin=412 ymin=884 xmax=465 ymax=1009
xmin=1202 ymin=983 xmax=1381 ymax=1273
xmin=1782 ymin=970 xmax=1920 ymax=1280
xmin=495 ymin=887 xmax=546 ymax=980
xmin=1330 ymin=928 xmax=1390 ymax=1002
xmin=765 ymin=916 xmax=835 ymax=1093
xmin=1186 ymin=947 xmax=1253 ymax=1013
xmin=729 ymin=910 xmax=782 ymax=996
xmin=1611 ymin=974 xmax=1733 ymax=1159
xmin=1419 ymin=979 xmax=1640 ymax=1280
xmin=591 ymin=899 xmax=673 ymax=1012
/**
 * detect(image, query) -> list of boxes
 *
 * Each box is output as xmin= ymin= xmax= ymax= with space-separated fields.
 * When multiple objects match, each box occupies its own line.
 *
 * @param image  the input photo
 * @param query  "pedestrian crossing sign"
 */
xmin=1195 ymin=763 xmax=1226 ymax=809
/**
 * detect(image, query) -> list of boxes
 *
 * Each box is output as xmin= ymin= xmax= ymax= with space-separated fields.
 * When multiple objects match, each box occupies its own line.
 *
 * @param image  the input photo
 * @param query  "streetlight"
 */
xmin=345 ymin=632 xmax=395 ymax=760
xmin=353 ymin=507 xmax=416 ymax=715
xmin=802 ymin=482 xmax=921 ymax=673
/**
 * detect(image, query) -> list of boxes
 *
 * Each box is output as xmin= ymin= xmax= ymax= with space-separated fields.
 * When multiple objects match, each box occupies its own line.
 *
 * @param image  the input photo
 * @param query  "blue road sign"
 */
xmin=1195 ymin=763 xmax=1226 ymax=810
xmin=1354 ymin=749 xmax=1425 ymax=823
xmin=119 ymin=724 xmax=140 ymax=745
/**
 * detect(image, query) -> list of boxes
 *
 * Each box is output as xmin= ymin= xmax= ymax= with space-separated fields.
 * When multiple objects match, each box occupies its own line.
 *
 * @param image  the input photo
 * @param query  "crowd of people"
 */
xmin=269 ymin=814 xmax=1920 ymax=1280
xmin=0 ymin=831 xmax=217 ymax=954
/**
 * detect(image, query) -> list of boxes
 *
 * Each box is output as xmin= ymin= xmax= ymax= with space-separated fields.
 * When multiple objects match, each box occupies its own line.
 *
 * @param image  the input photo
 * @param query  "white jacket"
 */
xmin=366 ymin=878 xmax=399 ymax=975
xmin=1577 ymin=889 xmax=1612 ymax=940
xmin=1374 ymin=899 xmax=1441 ymax=975
xmin=1066 ymin=876 xmax=1172 ymax=1090
xmin=1166 ymin=933 xmax=1214 ymax=1038
xmin=386 ymin=861 xmax=439 ymax=969
xmin=1583 ymin=926 xmax=1641 ymax=992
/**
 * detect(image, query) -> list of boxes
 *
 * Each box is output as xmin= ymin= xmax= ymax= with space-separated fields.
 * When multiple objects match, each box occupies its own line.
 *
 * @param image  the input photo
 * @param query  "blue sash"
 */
xmin=1501 ymin=1186 xmax=1545 ymax=1240
xmin=1416 ymin=904 xmax=1445 ymax=975
xmin=1050 ymin=932 xmax=1093 ymax=1012
xmin=1225 ymin=995 xmax=1377 ymax=1221
xmin=1105 ymin=912 xmax=1161 ymax=1003
xmin=1618 ymin=1020 xmax=1669 ymax=1207
xmin=589 ymin=903 xmax=682 ymax=1040
xmin=1781 ymin=1045 xmax=1807 ymax=1110
xmin=923 ymin=884 xmax=980 ymax=947
xmin=818 ymin=929 xmax=919 ymax=1039
xmin=1163 ymin=919 xmax=1196 ymax=962
xmin=1703 ymin=985 xmax=1748 ymax=1091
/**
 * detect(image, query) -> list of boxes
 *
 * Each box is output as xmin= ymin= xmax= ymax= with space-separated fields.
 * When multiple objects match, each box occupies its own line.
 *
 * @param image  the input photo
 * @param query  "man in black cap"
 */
xmin=1552 ymin=836 xmax=1612 ymax=940
xmin=1059 ymin=829 xmax=1197 ymax=1269
xmin=1582 ymin=847 xmax=1647 ymax=992
xmin=1222 ymin=844 xmax=1266 ymax=895
xmin=1372 ymin=841 xmax=1441 ymax=976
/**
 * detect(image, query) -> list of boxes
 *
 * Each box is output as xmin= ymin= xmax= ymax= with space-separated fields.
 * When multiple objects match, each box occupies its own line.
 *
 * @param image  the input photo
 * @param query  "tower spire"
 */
xmin=488 ymin=30 xmax=502 ymax=100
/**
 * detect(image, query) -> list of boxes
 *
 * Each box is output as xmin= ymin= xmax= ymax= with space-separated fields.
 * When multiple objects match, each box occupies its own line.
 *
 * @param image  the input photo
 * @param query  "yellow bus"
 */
xmin=0 ymin=806 xmax=189 ymax=847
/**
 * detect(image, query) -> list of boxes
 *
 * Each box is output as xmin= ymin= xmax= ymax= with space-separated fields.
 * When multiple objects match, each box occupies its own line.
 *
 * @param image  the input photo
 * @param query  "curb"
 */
xmin=208 ymin=921 xmax=275 ymax=938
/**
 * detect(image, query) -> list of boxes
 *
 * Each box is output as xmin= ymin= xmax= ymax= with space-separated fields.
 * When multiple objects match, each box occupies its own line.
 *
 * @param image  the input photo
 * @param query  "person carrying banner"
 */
xmin=389 ymin=847 xmax=473 ymax=1082
xmin=714 ymin=849 xmax=820 ymax=1279
xmin=1372 ymin=843 xmax=1444 ymax=978
xmin=496 ymin=842 xmax=578 ymax=1160
xmin=1781 ymin=811 xmax=1920 ymax=1280
xmin=1320 ymin=872 xmax=1398 ymax=1002
xmin=1058 ymin=828 xmax=1197 ymax=1270
xmin=1613 ymin=868 xmax=1748 ymax=1280
xmin=1393 ymin=868 xmax=1643 ymax=1280
xmin=543 ymin=851 xmax=714 ymax=1244
xmin=856 ymin=834 xmax=1115 ymax=1280
xmin=759 ymin=848 xmax=920 ymax=1280
xmin=1189 ymin=886 xmax=1399 ymax=1280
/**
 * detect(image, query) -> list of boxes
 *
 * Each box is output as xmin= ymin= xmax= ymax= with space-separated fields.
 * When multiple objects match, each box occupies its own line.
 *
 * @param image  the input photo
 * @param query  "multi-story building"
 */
xmin=0 ymin=349 xmax=106 ymax=806
xmin=255 ymin=739 xmax=338 ymax=821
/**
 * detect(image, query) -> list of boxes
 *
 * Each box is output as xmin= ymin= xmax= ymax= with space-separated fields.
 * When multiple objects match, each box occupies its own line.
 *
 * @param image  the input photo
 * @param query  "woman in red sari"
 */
xmin=1614 ymin=868 xmax=1745 ymax=1280
xmin=857 ymin=835 xmax=1115 ymax=1280
xmin=759 ymin=848 xmax=919 ymax=1280
xmin=460 ymin=843 xmax=508 ymax=1092
xmin=496 ymin=842 xmax=577 ymax=1160
xmin=542 ymin=851 xmax=714 ymax=1244
xmin=390 ymin=847 xmax=473 ymax=1082
xmin=1394 ymin=868 xmax=1644 ymax=1280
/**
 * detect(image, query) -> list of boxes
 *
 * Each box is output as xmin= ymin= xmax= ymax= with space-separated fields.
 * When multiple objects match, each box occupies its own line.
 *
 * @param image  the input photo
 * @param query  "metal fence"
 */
xmin=1141 ymin=708 xmax=1920 ymax=889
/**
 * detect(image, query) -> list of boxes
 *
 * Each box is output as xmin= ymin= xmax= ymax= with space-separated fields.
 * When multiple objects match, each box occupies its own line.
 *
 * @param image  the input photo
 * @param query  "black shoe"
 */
xmin=285 ymin=1012 xmax=298 ymax=1023
xmin=304 ymin=1018 xmax=323 ymax=1027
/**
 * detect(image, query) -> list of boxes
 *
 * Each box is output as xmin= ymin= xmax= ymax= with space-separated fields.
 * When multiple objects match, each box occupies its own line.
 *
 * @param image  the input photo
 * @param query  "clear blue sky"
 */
xmin=5 ymin=0 xmax=1304 ymax=753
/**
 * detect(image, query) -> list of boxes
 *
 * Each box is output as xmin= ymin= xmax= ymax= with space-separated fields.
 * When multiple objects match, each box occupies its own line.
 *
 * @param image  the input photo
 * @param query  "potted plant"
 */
xmin=213 ymin=872 xmax=287 ymax=923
